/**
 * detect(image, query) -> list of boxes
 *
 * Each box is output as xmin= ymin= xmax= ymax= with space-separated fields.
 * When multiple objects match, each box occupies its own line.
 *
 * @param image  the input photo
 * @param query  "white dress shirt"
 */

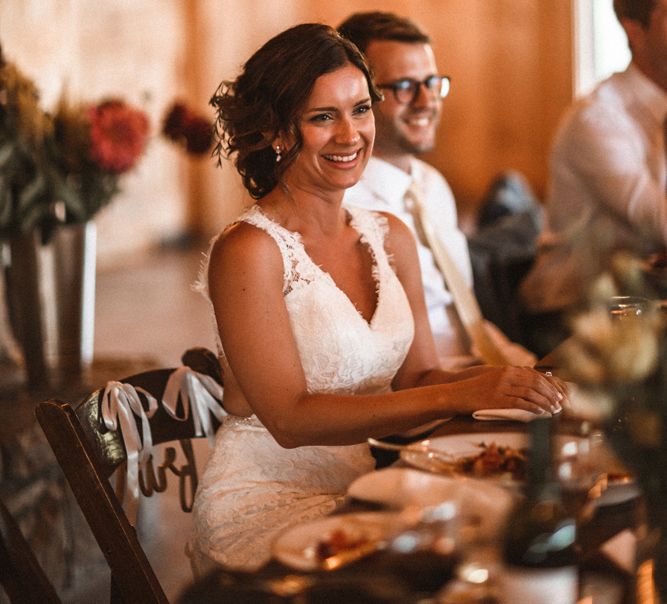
xmin=521 ymin=63 xmax=667 ymax=313
xmin=345 ymin=156 xmax=473 ymax=358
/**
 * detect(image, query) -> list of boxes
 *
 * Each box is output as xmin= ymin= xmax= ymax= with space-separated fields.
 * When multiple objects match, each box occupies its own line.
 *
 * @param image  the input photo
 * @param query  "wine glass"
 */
xmin=556 ymin=429 xmax=610 ymax=524
xmin=381 ymin=502 xmax=462 ymax=595
xmin=434 ymin=496 xmax=510 ymax=603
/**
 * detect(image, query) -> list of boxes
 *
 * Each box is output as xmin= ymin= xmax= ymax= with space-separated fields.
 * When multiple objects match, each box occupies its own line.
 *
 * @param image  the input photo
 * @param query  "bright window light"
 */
xmin=574 ymin=0 xmax=631 ymax=97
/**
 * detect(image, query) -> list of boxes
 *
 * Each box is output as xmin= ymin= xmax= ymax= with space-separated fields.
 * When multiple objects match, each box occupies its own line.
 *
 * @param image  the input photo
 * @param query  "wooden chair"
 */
xmin=35 ymin=348 xmax=224 ymax=604
xmin=0 ymin=497 xmax=62 ymax=604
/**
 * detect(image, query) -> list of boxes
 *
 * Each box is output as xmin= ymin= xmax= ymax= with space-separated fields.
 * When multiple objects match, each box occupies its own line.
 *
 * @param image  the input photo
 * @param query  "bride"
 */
xmin=191 ymin=23 xmax=565 ymax=572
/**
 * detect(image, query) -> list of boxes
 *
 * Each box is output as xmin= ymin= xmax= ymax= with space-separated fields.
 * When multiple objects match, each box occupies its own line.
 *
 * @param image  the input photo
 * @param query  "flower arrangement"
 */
xmin=0 ymin=46 xmax=150 ymax=239
xmin=0 ymin=49 xmax=51 ymax=236
xmin=50 ymin=95 xmax=149 ymax=224
xmin=161 ymin=101 xmax=213 ymax=156
xmin=555 ymin=252 xmax=662 ymax=388
xmin=555 ymin=248 xmax=667 ymax=596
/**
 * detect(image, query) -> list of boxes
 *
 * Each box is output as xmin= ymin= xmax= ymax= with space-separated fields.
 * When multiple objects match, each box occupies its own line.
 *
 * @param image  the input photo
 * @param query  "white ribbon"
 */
xmin=161 ymin=366 xmax=226 ymax=446
xmin=100 ymin=367 xmax=225 ymax=500
xmin=101 ymin=381 xmax=159 ymax=499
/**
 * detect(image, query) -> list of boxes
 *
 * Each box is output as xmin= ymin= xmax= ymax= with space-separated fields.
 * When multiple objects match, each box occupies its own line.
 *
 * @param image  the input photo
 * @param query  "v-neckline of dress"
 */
xmin=254 ymin=205 xmax=382 ymax=328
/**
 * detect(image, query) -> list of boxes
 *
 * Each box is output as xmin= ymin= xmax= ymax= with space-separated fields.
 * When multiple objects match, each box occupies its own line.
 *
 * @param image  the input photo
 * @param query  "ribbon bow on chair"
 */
xmin=101 ymin=366 xmax=226 ymax=500
xmin=101 ymin=381 xmax=159 ymax=499
xmin=162 ymin=366 xmax=226 ymax=445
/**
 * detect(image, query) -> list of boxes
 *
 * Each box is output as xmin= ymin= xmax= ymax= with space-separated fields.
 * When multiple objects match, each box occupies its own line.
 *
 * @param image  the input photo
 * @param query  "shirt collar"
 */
xmin=361 ymin=156 xmax=422 ymax=204
xmin=625 ymin=62 xmax=667 ymax=124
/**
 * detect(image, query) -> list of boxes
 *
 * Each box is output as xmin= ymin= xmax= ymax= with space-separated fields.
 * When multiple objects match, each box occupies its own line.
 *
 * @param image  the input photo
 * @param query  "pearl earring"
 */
xmin=274 ymin=145 xmax=282 ymax=163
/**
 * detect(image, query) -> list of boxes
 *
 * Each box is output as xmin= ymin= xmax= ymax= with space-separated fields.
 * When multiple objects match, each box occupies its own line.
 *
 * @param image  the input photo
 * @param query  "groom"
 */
xmin=339 ymin=11 xmax=535 ymax=369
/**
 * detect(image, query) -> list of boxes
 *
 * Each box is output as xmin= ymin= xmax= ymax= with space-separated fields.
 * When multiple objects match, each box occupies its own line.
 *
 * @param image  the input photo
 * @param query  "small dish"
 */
xmin=347 ymin=467 xmax=512 ymax=538
xmin=400 ymin=432 xmax=530 ymax=484
xmin=348 ymin=467 xmax=462 ymax=508
xmin=272 ymin=511 xmax=404 ymax=572
xmin=594 ymin=475 xmax=640 ymax=507
xmin=402 ymin=432 xmax=637 ymax=507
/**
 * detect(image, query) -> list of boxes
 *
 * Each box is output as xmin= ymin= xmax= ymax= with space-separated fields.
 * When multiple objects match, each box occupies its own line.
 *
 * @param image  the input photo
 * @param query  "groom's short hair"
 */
xmin=337 ymin=11 xmax=430 ymax=55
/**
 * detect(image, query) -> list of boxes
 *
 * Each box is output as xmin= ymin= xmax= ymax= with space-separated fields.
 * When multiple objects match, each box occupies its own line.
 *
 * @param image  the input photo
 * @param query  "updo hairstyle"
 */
xmin=210 ymin=23 xmax=381 ymax=199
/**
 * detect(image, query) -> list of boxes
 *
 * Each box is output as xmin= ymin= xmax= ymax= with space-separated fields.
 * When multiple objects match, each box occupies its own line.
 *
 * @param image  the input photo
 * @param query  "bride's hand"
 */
xmin=450 ymin=366 xmax=565 ymax=415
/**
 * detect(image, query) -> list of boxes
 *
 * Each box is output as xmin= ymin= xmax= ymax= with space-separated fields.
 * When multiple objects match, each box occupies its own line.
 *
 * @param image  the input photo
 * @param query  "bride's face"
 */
xmin=282 ymin=63 xmax=375 ymax=195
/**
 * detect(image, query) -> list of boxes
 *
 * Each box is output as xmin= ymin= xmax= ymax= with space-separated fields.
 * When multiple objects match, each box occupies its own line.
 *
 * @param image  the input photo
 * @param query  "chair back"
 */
xmin=36 ymin=348 xmax=224 ymax=604
xmin=0 ymin=497 xmax=62 ymax=604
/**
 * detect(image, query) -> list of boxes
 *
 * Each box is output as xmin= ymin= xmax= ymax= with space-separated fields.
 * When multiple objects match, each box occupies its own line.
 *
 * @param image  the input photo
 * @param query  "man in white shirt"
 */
xmin=520 ymin=0 xmax=667 ymax=355
xmin=339 ymin=11 xmax=535 ymax=367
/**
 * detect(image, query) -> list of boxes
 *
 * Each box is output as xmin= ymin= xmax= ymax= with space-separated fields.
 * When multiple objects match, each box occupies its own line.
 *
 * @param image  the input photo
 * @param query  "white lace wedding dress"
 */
xmin=191 ymin=204 xmax=414 ymax=571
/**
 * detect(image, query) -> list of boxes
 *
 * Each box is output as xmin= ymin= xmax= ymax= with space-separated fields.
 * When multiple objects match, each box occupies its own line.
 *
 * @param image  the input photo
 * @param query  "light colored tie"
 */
xmin=404 ymin=181 xmax=510 ymax=365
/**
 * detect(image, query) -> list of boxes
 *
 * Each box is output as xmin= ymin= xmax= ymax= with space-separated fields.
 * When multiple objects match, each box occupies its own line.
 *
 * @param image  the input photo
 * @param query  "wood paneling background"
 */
xmin=1 ymin=0 xmax=574 ymax=261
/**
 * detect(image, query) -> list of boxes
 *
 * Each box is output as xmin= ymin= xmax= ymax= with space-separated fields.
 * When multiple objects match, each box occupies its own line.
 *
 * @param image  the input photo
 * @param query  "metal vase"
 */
xmin=4 ymin=222 xmax=96 ymax=390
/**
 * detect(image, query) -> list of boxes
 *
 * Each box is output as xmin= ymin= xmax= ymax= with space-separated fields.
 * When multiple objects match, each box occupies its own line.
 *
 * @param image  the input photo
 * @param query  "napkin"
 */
xmin=472 ymin=404 xmax=561 ymax=423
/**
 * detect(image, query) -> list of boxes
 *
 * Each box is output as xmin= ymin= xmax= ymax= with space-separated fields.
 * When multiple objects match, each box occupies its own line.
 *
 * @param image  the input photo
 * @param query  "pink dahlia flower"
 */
xmin=88 ymin=99 xmax=149 ymax=174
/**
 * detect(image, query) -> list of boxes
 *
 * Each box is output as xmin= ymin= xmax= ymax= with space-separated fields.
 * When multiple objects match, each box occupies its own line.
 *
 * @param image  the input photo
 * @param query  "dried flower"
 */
xmin=184 ymin=117 xmax=214 ymax=155
xmin=556 ymin=306 xmax=660 ymax=386
xmin=0 ymin=50 xmax=54 ymax=235
xmin=162 ymin=102 xmax=213 ymax=156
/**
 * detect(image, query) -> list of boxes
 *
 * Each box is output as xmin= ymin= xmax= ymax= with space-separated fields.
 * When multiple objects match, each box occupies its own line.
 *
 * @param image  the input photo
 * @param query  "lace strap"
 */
xmin=347 ymin=206 xmax=393 ymax=272
xmin=192 ymin=204 xmax=311 ymax=359
xmin=192 ymin=206 xmax=264 ymax=299
xmin=192 ymin=205 xmax=298 ymax=354
xmin=240 ymin=206 xmax=316 ymax=295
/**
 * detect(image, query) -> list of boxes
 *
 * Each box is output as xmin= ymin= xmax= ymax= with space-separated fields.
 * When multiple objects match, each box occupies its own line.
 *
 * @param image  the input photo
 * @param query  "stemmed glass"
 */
xmin=434 ymin=494 xmax=509 ymax=603
xmin=556 ymin=428 xmax=610 ymax=525
xmin=380 ymin=501 xmax=462 ymax=595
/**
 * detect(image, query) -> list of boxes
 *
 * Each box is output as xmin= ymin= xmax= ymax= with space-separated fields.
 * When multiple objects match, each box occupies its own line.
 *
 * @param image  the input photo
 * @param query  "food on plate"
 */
xmin=315 ymin=528 xmax=372 ymax=560
xmin=457 ymin=441 xmax=528 ymax=480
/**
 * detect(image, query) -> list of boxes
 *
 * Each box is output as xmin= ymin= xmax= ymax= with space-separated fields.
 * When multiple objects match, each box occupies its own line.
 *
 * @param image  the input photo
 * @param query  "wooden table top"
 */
xmin=0 ymin=355 xmax=157 ymax=444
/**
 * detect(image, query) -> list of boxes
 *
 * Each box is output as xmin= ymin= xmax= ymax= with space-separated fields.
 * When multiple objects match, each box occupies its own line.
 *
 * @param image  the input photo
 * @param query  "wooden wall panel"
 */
xmin=1 ymin=0 xmax=574 ymax=258
xmin=192 ymin=0 xmax=574 ymax=235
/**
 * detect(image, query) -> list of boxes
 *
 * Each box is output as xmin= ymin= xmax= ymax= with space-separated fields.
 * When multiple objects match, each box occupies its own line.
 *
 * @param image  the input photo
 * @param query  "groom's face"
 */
xmin=365 ymin=40 xmax=442 ymax=157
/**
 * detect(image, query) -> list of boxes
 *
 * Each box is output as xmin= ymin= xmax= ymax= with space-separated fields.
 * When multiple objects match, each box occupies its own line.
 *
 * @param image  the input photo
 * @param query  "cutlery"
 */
xmin=367 ymin=438 xmax=458 ymax=472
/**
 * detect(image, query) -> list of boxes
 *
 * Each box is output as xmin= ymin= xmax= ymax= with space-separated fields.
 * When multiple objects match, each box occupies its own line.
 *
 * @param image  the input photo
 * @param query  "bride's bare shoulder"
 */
xmin=209 ymin=219 xmax=282 ymax=278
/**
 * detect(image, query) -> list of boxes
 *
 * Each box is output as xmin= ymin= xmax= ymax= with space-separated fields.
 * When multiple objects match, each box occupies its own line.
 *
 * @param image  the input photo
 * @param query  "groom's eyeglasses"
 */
xmin=376 ymin=75 xmax=451 ymax=105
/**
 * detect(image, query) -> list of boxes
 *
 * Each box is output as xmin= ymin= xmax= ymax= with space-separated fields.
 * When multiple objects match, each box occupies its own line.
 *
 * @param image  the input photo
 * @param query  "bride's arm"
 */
xmin=208 ymin=219 xmax=561 ymax=449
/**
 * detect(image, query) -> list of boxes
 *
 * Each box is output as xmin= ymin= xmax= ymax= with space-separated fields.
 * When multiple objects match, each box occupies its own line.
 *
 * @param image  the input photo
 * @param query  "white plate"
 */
xmin=400 ymin=432 xmax=530 ymax=480
xmin=595 ymin=476 xmax=640 ymax=507
xmin=402 ymin=432 xmax=593 ymax=473
xmin=347 ymin=467 xmax=512 ymax=537
xmin=272 ymin=511 xmax=404 ymax=572
xmin=402 ymin=432 xmax=637 ymax=506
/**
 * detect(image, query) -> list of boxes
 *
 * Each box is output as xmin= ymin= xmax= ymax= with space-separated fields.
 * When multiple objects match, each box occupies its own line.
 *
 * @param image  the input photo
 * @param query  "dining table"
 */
xmin=177 ymin=410 xmax=644 ymax=604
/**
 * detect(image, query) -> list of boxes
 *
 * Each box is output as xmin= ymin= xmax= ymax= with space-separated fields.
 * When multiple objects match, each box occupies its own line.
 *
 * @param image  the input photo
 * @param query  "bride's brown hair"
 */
xmin=210 ymin=23 xmax=381 ymax=199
